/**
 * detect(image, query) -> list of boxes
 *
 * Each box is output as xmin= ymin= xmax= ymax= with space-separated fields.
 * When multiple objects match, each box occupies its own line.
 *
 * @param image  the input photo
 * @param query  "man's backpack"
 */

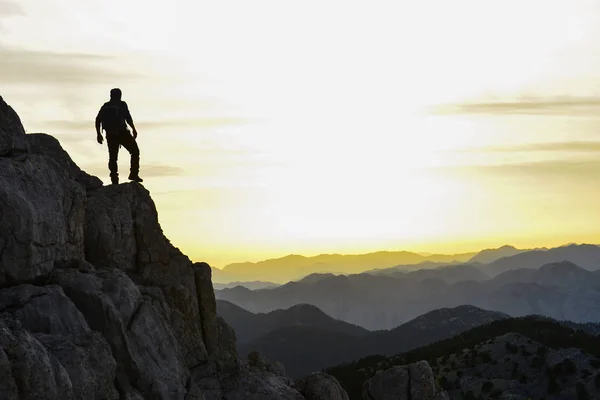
xmin=101 ymin=102 xmax=126 ymax=133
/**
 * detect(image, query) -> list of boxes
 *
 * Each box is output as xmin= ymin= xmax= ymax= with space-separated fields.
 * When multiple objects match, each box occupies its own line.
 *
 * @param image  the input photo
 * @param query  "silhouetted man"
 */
xmin=95 ymin=88 xmax=142 ymax=184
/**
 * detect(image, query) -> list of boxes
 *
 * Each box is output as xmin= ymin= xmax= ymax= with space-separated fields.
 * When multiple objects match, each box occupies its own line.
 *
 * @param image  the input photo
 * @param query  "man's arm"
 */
xmin=95 ymin=106 xmax=104 ymax=144
xmin=123 ymin=102 xmax=138 ymax=138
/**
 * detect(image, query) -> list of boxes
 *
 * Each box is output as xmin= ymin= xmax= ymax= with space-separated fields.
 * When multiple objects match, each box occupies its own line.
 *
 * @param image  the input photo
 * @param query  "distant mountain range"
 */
xmin=210 ymin=243 xmax=600 ymax=284
xmin=218 ymin=300 xmax=600 ymax=379
xmin=213 ymin=281 xmax=279 ymax=290
xmin=216 ymin=300 xmax=368 ymax=344
xmin=468 ymin=244 xmax=530 ymax=264
xmin=211 ymin=250 xmax=479 ymax=283
xmin=223 ymin=303 xmax=509 ymax=378
xmin=216 ymin=244 xmax=600 ymax=330
xmin=380 ymin=263 xmax=490 ymax=283
xmin=482 ymin=243 xmax=600 ymax=276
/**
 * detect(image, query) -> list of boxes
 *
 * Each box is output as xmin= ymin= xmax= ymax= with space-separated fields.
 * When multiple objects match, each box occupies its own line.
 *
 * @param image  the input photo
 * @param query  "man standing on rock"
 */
xmin=95 ymin=88 xmax=143 ymax=185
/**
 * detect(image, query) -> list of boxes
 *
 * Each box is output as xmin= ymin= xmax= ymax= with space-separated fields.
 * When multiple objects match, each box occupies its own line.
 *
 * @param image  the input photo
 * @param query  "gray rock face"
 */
xmin=224 ymin=372 xmax=305 ymax=400
xmin=0 ymin=284 xmax=89 ymax=336
xmin=26 ymin=133 xmax=103 ymax=190
xmin=194 ymin=262 xmax=220 ymax=358
xmin=295 ymin=372 xmax=350 ymax=400
xmin=0 ymin=95 xmax=27 ymax=156
xmin=85 ymin=183 xmax=209 ymax=367
xmin=247 ymin=351 xmax=287 ymax=377
xmin=0 ymin=282 xmax=118 ymax=400
xmin=363 ymin=365 xmax=410 ymax=400
xmin=0 ymin=96 xmax=337 ymax=400
xmin=51 ymin=267 xmax=189 ymax=399
xmin=35 ymin=332 xmax=119 ymax=400
xmin=0 ymin=151 xmax=85 ymax=285
xmin=363 ymin=361 xmax=448 ymax=400
xmin=0 ymin=322 xmax=74 ymax=400
xmin=217 ymin=316 xmax=238 ymax=367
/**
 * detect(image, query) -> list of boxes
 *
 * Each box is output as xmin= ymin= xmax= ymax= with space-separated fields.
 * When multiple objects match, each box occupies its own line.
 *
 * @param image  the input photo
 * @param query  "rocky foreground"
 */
xmin=432 ymin=333 xmax=600 ymax=400
xmin=0 ymin=95 xmax=371 ymax=400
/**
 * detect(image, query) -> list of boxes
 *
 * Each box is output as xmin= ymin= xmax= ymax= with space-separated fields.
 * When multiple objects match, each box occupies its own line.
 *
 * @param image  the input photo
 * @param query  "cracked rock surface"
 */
xmin=362 ymin=361 xmax=449 ymax=400
xmin=0 ymin=97 xmax=348 ymax=399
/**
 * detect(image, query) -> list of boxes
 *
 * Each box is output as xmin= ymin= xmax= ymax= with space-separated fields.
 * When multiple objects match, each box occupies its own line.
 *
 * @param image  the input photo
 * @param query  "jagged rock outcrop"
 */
xmin=363 ymin=360 xmax=449 ymax=400
xmin=0 ymin=138 xmax=86 ymax=285
xmin=0 ymin=96 xmax=348 ymax=400
xmin=0 ymin=95 xmax=27 ymax=156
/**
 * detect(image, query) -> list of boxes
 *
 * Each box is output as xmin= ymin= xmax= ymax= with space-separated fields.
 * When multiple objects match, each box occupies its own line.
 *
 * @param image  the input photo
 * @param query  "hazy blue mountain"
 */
xmin=365 ymin=261 xmax=454 ymax=275
xmin=216 ymin=260 xmax=600 ymax=330
xmin=236 ymin=305 xmax=508 ymax=378
xmin=210 ymin=266 xmax=237 ymax=283
xmin=216 ymin=300 xmax=368 ymax=344
xmin=387 ymin=263 xmax=489 ymax=283
xmin=468 ymin=244 xmax=529 ymax=264
xmin=491 ymin=261 xmax=595 ymax=287
xmin=482 ymin=243 xmax=600 ymax=276
xmin=218 ymin=250 xmax=477 ymax=283
xmin=239 ymin=326 xmax=362 ymax=378
xmin=294 ymin=273 xmax=338 ymax=284
xmin=213 ymin=281 xmax=279 ymax=290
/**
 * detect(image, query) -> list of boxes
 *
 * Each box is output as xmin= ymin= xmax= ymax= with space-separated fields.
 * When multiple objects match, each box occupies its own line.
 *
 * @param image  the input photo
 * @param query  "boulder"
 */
xmin=0 ymin=277 xmax=118 ymax=399
xmin=51 ymin=267 xmax=189 ymax=399
xmin=35 ymin=332 xmax=119 ymax=400
xmin=0 ymin=284 xmax=89 ymax=335
xmin=0 ymin=322 xmax=74 ymax=400
xmin=363 ymin=361 xmax=448 ymax=400
xmin=247 ymin=351 xmax=287 ymax=377
xmin=295 ymin=372 xmax=350 ymax=400
xmin=224 ymin=372 xmax=305 ymax=400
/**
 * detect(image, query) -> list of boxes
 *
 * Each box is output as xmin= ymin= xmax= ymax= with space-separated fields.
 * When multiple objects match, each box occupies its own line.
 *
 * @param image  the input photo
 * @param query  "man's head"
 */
xmin=110 ymin=88 xmax=122 ymax=101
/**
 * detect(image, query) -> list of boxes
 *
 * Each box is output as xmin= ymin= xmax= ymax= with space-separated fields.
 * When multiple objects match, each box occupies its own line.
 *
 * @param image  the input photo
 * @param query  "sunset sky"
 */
xmin=3 ymin=0 xmax=600 ymax=268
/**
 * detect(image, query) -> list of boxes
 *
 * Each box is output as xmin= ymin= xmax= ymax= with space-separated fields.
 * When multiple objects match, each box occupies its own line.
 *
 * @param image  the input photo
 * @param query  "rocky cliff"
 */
xmin=0 ymin=95 xmax=348 ymax=400
xmin=363 ymin=361 xmax=448 ymax=400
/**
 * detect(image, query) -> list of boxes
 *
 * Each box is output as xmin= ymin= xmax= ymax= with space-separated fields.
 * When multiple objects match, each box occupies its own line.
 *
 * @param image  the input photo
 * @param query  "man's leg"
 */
xmin=119 ymin=130 xmax=142 ymax=182
xmin=106 ymin=134 xmax=120 ymax=184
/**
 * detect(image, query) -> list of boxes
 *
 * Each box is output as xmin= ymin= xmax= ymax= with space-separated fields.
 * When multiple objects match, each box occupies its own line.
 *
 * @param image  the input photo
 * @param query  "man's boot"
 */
xmin=128 ymin=172 xmax=143 ymax=183
xmin=110 ymin=173 xmax=119 ymax=185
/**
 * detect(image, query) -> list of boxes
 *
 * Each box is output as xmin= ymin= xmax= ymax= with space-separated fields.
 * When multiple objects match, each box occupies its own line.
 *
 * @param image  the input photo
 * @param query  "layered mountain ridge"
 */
xmin=217 ymin=259 xmax=600 ymax=330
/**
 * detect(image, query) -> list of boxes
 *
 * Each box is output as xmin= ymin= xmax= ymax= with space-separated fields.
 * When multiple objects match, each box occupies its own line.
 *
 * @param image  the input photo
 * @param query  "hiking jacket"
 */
xmin=96 ymin=100 xmax=133 ymax=134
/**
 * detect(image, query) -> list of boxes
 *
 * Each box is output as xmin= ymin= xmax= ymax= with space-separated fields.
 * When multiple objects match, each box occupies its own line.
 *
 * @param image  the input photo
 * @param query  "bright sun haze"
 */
xmin=2 ymin=0 xmax=600 ymax=267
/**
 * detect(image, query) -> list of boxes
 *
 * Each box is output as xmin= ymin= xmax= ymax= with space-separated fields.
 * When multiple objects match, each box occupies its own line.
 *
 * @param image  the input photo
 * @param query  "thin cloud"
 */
xmin=0 ymin=47 xmax=144 ymax=85
xmin=460 ymin=141 xmax=600 ymax=154
xmin=0 ymin=0 xmax=22 ymax=16
xmin=478 ymin=159 xmax=600 ymax=176
xmin=427 ymin=97 xmax=600 ymax=116
xmin=0 ymin=0 xmax=22 ymax=31
xmin=429 ymin=159 xmax=600 ymax=181
xmin=36 ymin=117 xmax=248 ymax=133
